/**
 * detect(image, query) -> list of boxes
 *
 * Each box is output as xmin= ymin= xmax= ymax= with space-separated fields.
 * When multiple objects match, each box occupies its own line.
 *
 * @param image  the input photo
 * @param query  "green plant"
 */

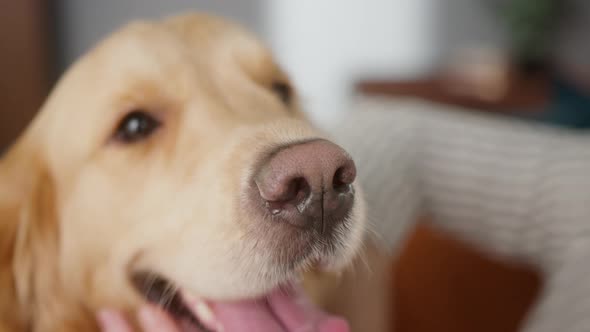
xmin=497 ymin=0 xmax=569 ymax=68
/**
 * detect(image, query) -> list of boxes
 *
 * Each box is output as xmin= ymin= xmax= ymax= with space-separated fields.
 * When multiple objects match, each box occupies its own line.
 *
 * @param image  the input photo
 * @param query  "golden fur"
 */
xmin=0 ymin=13 xmax=392 ymax=331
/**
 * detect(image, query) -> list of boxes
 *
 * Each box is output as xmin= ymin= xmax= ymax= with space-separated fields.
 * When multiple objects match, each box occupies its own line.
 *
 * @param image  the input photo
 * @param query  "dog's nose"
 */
xmin=253 ymin=140 xmax=356 ymax=234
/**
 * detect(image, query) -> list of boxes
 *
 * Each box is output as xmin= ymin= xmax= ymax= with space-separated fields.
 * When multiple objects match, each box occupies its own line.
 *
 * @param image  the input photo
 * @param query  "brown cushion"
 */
xmin=392 ymin=222 xmax=541 ymax=332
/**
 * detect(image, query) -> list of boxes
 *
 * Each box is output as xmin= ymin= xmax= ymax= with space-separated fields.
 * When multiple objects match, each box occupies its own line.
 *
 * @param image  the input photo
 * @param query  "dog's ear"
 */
xmin=0 ymin=138 xmax=58 ymax=330
xmin=0 ymin=146 xmax=61 ymax=329
xmin=12 ymin=170 xmax=61 ymax=323
xmin=0 ymin=136 xmax=49 ymax=277
xmin=6 ymin=168 xmax=95 ymax=331
xmin=0 ymin=136 xmax=98 ymax=331
xmin=2 ymin=148 xmax=98 ymax=331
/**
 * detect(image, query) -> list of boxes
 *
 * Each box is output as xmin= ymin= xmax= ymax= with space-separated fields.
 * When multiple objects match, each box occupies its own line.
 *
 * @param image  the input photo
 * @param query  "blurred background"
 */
xmin=1 ymin=1 xmax=589 ymax=331
xmin=3 ymin=0 xmax=590 ymax=149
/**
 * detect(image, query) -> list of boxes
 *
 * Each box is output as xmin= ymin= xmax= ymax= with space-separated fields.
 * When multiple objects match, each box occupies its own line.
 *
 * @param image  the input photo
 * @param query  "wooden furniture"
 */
xmin=356 ymin=73 xmax=549 ymax=115
xmin=0 ymin=1 xmax=54 ymax=151
xmin=393 ymin=222 xmax=541 ymax=332
xmin=355 ymin=76 xmax=545 ymax=332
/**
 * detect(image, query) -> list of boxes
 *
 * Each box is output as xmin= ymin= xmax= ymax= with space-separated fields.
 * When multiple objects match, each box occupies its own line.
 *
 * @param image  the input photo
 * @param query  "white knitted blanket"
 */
xmin=325 ymin=96 xmax=590 ymax=332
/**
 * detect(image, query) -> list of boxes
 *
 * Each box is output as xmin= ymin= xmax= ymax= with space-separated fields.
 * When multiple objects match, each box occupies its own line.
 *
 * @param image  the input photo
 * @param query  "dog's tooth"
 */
xmin=195 ymin=301 xmax=223 ymax=332
xmin=182 ymin=291 xmax=223 ymax=332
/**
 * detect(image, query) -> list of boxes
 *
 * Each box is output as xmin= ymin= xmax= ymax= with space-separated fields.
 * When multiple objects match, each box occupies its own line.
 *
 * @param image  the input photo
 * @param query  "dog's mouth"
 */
xmin=131 ymin=272 xmax=349 ymax=332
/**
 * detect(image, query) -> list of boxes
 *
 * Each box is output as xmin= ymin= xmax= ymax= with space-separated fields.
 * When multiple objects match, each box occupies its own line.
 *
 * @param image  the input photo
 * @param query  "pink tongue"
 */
xmin=211 ymin=285 xmax=349 ymax=332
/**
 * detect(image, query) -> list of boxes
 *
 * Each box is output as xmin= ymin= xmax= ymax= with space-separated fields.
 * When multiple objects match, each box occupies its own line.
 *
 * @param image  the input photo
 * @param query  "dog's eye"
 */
xmin=271 ymin=81 xmax=292 ymax=105
xmin=113 ymin=111 xmax=161 ymax=143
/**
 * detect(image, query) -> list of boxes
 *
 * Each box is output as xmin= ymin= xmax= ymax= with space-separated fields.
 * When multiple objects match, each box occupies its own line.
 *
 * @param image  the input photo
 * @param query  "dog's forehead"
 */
xmin=47 ymin=16 xmax=265 ymax=115
xmin=71 ymin=13 xmax=274 ymax=87
xmin=107 ymin=14 xmax=273 ymax=73
xmin=67 ymin=14 xmax=281 ymax=110
xmin=89 ymin=22 xmax=209 ymax=78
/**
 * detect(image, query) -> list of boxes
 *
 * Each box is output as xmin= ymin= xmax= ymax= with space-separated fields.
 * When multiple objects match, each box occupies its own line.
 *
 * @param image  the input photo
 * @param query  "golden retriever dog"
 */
xmin=0 ymin=13 xmax=392 ymax=332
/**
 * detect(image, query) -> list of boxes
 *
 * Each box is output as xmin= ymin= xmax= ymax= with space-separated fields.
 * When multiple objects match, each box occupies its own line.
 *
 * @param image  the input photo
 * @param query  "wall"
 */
xmin=437 ymin=0 xmax=507 ymax=60
xmin=264 ymin=0 xmax=442 ymax=125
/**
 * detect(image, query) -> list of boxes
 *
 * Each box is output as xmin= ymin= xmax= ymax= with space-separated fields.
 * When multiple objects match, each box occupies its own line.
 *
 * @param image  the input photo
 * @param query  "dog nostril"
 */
xmin=332 ymin=161 xmax=356 ymax=193
xmin=281 ymin=177 xmax=309 ymax=204
xmin=263 ymin=177 xmax=310 ymax=214
xmin=292 ymin=177 xmax=311 ymax=202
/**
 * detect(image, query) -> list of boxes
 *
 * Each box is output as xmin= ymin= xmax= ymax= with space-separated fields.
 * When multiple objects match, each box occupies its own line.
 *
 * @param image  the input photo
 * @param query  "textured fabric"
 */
xmin=324 ymin=96 xmax=590 ymax=331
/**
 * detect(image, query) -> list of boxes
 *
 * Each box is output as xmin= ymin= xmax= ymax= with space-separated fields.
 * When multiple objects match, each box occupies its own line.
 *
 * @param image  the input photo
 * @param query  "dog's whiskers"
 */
xmin=160 ymin=282 xmax=179 ymax=312
xmin=143 ymin=272 xmax=158 ymax=297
